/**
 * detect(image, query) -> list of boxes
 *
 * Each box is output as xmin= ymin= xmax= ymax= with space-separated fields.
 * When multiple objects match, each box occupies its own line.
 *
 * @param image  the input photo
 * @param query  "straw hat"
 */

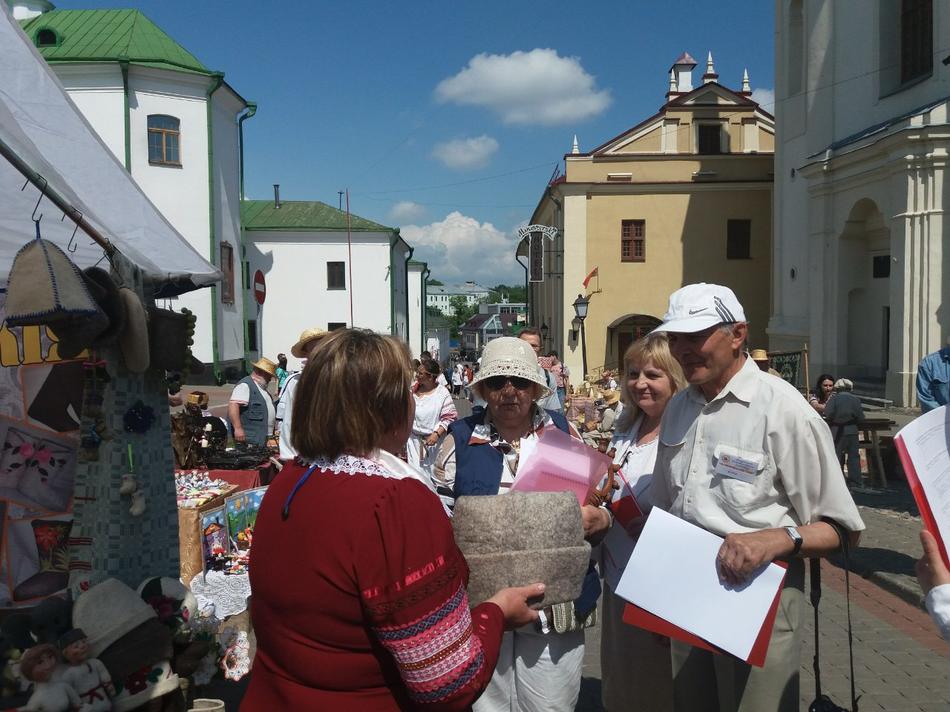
xmin=604 ymin=390 xmax=621 ymax=406
xmin=470 ymin=337 xmax=552 ymax=399
xmin=291 ymin=327 xmax=329 ymax=358
xmin=750 ymin=348 xmax=769 ymax=362
xmin=251 ymin=357 xmax=277 ymax=378
xmin=118 ymin=288 xmax=150 ymax=373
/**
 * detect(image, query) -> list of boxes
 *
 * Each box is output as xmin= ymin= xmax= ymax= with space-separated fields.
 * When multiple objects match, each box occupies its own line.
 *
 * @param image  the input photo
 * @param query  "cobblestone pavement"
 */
xmin=576 ymin=560 xmax=950 ymax=712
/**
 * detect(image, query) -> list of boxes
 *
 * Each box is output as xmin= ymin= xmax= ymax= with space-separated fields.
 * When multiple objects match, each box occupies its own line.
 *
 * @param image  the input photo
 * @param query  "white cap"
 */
xmin=653 ymin=283 xmax=746 ymax=334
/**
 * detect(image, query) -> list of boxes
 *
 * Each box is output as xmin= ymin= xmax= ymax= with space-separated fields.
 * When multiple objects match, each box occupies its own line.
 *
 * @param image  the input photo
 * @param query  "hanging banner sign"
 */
xmin=518 ymin=225 xmax=558 ymax=284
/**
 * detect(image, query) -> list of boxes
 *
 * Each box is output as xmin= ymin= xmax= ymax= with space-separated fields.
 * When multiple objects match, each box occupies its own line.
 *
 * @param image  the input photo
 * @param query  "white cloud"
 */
xmin=388 ymin=201 xmax=426 ymax=224
xmin=400 ymin=211 xmax=522 ymax=285
xmin=431 ymin=135 xmax=499 ymax=170
xmin=751 ymin=87 xmax=775 ymax=112
xmin=435 ymin=48 xmax=612 ymax=126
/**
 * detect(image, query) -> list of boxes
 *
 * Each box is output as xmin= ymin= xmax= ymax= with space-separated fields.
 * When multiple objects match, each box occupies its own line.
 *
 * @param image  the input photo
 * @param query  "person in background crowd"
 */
xmin=603 ymin=370 xmax=618 ymax=392
xmin=451 ymin=361 xmax=465 ymax=397
xmin=245 ymin=329 xmax=544 ymax=710
xmin=228 ymin=358 xmax=277 ymax=446
xmin=407 ymin=359 xmax=457 ymax=477
xmin=823 ymin=378 xmax=866 ymax=486
xmin=518 ymin=327 xmax=562 ymax=413
xmin=433 ymin=336 xmax=609 ymax=712
xmin=916 ymin=338 xmax=950 ymax=413
xmin=650 ymin=283 xmax=864 ymax=712
xmin=750 ymin=348 xmax=782 ymax=377
xmin=276 ymin=328 xmax=328 ymax=461
xmin=916 ymin=529 xmax=950 ymax=642
xmin=549 ymin=351 xmax=571 ymax=406
xmin=582 ymin=390 xmax=622 ymax=450
xmin=597 ymin=332 xmax=685 ymax=712
xmin=808 ymin=373 xmax=835 ymax=415
xmin=275 ymin=353 xmax=289 ymax=393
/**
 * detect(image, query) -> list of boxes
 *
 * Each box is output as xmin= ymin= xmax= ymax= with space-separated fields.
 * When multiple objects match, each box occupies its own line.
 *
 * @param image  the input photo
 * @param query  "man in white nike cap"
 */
xmin=649 ymin=283 xmax=864 ymax=712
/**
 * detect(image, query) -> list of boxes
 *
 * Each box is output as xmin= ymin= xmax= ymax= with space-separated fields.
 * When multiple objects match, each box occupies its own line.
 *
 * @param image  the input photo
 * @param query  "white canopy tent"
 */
xmin=0 ymin=4 xmax=220 ymax=295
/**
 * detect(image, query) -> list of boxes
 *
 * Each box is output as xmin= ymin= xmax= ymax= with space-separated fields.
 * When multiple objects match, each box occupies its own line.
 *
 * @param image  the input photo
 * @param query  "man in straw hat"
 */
xmin=649 ymin=283 xmax=865 ymax=712
xmin=276 ymin=328 xmax=329 ymax=460
xmin=750 ymin=348 xmax=782 ymax=378
xmin=228 ymin=357 xmax=277 ymax=446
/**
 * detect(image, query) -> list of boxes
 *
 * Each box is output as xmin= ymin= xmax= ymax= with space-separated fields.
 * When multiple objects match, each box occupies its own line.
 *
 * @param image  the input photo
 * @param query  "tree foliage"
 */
xmin=488 ymin=283 xmax=527 ymax=304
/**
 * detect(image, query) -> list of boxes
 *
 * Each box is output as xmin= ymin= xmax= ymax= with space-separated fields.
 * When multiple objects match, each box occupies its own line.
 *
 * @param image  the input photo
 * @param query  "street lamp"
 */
xmin=540 ymin=322 xmax=549 ymax=348
xmin=572 ymin=294 xmax=589 ymax=378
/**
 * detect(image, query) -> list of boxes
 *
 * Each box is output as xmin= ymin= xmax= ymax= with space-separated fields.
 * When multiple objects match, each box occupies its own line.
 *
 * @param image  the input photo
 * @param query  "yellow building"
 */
xmin=520 ymin=52 xmax=774 ymax=379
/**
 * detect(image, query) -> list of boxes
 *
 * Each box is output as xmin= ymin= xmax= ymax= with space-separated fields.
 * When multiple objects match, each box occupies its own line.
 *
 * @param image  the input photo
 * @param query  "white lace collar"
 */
xmin=310 ymin=451 xmax=436 ymax=492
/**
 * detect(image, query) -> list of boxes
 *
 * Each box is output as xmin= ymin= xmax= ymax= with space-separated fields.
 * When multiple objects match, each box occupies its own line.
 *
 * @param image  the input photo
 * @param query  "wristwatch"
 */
xmin=785 ymin=526 xmax=803 ymax=556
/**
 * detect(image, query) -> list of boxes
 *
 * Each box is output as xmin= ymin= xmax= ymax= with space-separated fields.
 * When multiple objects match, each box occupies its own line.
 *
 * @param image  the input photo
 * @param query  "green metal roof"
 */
xmin=21 ymin=9 xmax=212 ymax=75
xmin=241 ymin=200 xmax=394 ymax=232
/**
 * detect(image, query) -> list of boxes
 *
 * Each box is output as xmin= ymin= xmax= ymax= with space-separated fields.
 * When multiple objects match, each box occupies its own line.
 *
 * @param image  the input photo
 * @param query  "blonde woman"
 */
xmin=599 ymin=332 xmax=686 ymax=712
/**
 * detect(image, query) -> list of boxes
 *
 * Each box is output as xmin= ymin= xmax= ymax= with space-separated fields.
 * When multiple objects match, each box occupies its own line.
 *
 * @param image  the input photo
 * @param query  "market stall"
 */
xmin=0 ymin=5 xmax=239 ymax=708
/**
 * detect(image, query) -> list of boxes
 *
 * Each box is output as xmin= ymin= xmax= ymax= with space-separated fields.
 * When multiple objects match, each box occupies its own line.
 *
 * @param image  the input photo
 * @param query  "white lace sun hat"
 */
xmin=470 ymin=337 xmax=552 ymax=400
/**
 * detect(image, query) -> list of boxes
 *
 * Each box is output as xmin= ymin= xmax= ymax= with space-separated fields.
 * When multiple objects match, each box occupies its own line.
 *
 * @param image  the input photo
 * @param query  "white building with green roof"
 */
xmin=242 ymin=196 xmax=414 ymax=370
xmin=13 ymin=1 xmax=254 ymax=381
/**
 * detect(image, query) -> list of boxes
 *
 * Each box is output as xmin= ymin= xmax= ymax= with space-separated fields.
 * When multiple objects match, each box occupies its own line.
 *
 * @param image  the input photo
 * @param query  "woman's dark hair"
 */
xmin=814 ymin=373 xmax=835 ymax=403
xmin=277 ymin=353 xmax=288 ymax=369
xmin=420 ymin=358 xmax=441 ymax=377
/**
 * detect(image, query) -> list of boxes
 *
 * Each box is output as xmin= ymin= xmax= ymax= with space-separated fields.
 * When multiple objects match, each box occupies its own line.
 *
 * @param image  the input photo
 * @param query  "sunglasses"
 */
xmin=484 ymin=376 xmax=533 ymax=391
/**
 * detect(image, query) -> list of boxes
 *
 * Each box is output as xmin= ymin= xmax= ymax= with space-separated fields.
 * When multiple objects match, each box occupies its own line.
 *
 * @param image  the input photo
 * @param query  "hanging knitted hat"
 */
xmin=5 ymin=238 xmax=108 ymax=355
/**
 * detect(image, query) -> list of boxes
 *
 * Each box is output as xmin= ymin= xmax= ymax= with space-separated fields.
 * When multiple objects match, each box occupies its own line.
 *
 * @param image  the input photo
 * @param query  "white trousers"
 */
xmin=473 ymin=628 xmax=584 ymax=712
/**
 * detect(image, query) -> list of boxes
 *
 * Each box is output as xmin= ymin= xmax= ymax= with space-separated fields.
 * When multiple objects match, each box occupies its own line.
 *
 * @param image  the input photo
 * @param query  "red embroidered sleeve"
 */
xmin=357 ymin=479 xmax=503 ymax=711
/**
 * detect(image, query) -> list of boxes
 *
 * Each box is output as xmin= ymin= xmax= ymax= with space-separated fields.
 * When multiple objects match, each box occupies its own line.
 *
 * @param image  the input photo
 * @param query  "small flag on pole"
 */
xmin=582 ymin=266 xmax=599 ymax=288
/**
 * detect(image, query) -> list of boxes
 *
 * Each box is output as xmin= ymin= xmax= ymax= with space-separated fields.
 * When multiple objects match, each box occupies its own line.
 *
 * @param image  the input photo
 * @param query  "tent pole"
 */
xmin=0 ymin=135 xmax=116 ymax=256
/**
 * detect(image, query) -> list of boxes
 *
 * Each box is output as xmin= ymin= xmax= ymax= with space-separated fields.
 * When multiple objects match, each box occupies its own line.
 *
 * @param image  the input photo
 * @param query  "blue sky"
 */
xmin=55 ymin=0 xmax=775 ymax=285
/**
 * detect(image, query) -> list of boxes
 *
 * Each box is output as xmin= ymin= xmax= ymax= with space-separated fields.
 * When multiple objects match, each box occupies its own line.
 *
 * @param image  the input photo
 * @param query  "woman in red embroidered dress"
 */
xmin=243 ymin=329 xmax=543 ymax=711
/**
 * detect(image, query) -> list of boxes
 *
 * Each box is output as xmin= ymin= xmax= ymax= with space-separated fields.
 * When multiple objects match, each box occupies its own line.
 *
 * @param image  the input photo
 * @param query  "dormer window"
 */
xmin=147 ymin=115 xmax=181 ymax=166
xmin=35 ymin=29 xmax=58 ymax=47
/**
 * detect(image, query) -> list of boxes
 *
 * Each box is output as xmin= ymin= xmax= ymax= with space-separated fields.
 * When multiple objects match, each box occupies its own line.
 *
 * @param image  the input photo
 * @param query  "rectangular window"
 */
xmin=220 ymin=242 xmax=234 ymax=304
xmin=621 ymin=220 xmax=646 ymax=262
xmin=327 ymin=322 xmax=347 ymax=331
xmin=147 ymin=114 xmax=181 ymax=166
xmin=247 ymin=320 xmax=257 ymax=351
xmin=901 ymin=0 xmax=933 ymax=85
xmin=726 ymin=220 xmax=752 ymax=259
xmin=697 ymin=124 xmax=723 ymax=155
xmin=873 ymin=254 xmax=891 ymax=278
xmin=327 ymin=261 xmax=346 ymax=290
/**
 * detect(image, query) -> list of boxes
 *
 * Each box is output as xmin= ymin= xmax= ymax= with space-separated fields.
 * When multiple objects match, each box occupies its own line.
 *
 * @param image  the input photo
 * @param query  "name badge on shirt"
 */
xmin=714 ymin=450 xmax=760 ymax=484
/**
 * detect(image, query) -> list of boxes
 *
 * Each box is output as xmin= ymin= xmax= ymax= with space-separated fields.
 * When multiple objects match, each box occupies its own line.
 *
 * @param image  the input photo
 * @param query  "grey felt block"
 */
xmin=452 ymin=491 xmax=590 ymax=608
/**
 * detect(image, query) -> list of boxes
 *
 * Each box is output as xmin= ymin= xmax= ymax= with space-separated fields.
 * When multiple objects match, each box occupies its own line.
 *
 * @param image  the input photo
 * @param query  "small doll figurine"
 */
xmin=18 ymin=643 xmax=79 ymax=712
xmin=57 ymin=630 xmax=113 ymax=711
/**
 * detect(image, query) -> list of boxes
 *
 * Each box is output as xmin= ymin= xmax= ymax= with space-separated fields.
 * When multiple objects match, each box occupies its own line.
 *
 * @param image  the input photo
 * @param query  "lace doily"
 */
xmin=189 ymin=571 xmax=251 ymax=618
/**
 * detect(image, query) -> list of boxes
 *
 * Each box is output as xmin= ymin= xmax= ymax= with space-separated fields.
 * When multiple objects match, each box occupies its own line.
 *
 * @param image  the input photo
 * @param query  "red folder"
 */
xmin=895 ymin=434 xmax=950 ymax=569
xmin=621 ymin=560 xmax=787 ymax=668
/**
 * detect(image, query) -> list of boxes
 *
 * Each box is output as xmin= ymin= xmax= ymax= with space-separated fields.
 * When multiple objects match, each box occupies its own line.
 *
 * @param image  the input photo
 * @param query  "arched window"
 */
xmin=147 ymin=115 xmax=181 ymax=166
xmin=35 ymin=29 xmax=58 ymax=47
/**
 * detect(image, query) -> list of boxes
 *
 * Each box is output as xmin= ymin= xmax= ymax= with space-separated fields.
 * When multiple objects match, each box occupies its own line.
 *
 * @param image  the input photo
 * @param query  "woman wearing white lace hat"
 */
xmin=433 ymin=336 xmax=611 ymax=712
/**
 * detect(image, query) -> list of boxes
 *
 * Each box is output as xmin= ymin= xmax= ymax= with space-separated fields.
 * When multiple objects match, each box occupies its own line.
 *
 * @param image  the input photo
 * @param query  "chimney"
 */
xmin=670 ymin=52 xmax=697 ymax=93
xmin=273 ymin=184 xmax=281 ymax=209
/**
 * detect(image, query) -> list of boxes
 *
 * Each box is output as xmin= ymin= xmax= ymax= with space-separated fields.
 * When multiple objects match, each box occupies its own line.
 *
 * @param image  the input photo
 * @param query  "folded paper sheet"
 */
xmin=614 ymin=508 xmax=786 ymax=662
xmin=895 ymin=405 xmax=950 ymax=568
xmin=511 ymin=426 xmax=613 ymax=504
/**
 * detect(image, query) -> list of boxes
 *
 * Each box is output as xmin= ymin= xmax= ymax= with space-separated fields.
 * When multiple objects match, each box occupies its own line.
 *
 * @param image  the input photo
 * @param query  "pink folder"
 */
xmin=510 ymin=426 xmax=613 ymax=504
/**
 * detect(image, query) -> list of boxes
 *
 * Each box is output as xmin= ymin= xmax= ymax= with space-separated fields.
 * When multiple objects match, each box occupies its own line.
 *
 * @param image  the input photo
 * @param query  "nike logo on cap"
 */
xmin=688 ymin=308 xmax=708 ymax=314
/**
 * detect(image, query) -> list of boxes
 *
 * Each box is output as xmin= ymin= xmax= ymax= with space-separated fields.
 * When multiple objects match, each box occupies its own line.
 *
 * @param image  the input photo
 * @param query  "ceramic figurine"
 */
xmin=58 ymin=629 xmax=113 ymax=711
xmin=18 ymin=644 xmax=79 ymax=712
